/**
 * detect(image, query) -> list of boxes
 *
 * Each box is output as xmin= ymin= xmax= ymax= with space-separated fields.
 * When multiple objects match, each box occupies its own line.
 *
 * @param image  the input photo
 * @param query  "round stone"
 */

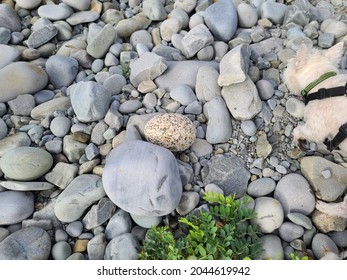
xmin=144 ymin=113 xmax=196 ymax=152
xmin=51 ymin=241 xmax=72 ymax=260
xmin=0 ymin=227 xmax=51 ymax=260
xmin=251 ymin=197 xmax=284 ymax=233
xmin=102 ymin=140 xmax=182 ymax=216
xmin=0 ymin=147 xmax=53 ymax=181
xmin=50 ymin=116 xmax=71 ymax=137
xmin=0 ymin=191 xmax=34 ymax=225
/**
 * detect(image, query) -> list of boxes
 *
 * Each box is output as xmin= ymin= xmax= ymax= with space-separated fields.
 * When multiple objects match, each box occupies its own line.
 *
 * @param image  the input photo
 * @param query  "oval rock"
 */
xmin=0 ymin=147 xmax=53 ymax=181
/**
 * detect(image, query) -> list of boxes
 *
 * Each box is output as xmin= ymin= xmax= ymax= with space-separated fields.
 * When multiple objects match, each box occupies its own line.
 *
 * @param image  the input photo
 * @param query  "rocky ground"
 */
xmin=0 ymin=0 xmax=346 ymax=260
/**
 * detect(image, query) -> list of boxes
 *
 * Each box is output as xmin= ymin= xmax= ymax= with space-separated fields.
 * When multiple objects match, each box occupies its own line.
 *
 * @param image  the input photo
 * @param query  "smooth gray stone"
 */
xmin=46 ymin=55 xmax=79 ymax=89
xmin=45 ymin=162 xmax=78 ymax=189
xmin=66 ymin=11 xmax=100 ymax=26
xmin=247 ymin=177 xmax=276 ymax=197
xmin=0 ymin=181 xmax=54 ymax=191
xmin=69 ymin=81 xmax=111 ymax=123
xmin=274 ymin=173 xmax=315 ymax=216
xmin=201 ymin=154 xmax=250 ymax=197
xmin=170 ymin=84 xmax=197 ymax=106
xmin=130 ymin=213 xmax=162 ymax=228
xmin=54 ymin=174 xmax=106 ymax=223
xmin=66 ymin=221 xmax=83 ymax=237
xmin=51 ymin=241 xmax=72 ymax=260
xmin=62 ymin=0 xmax=91 ymax=11
xmin=104 ymin=233 xmax=139 ymax=260
xmin=0 ymin=191 xmax=34 ymax=225
xmin=176 ymin=191 xmax=200 ymax=216
xmin=0 ymin=147 xmax=53 ymax=181
xmin=105 ymin=209 xmax=132 ymax=241
xmin=0 ymin=4 xmax=21 ymax=32
xmin=204 ymin=0 xmax=238 ymax=42
xmin=102 ymin=140 xmax=182 ymax=216
xmin=312 ymin=233 xmax=339 ymax=259
xmin=31 ymin=97 xmax=71 ymax=120
xmin=203 ymin=97 xmax=232 ymax=144
xmin=195 ymin=65 xmax=221 ymax=102
xmin=87 ymin=24 xmax=117 ymax=59
xmin=0 ymin=44 xmax=20 ymax=70
xmin=287 ymin=212 xmax=313 ymax=230
xmin=0 ymin=227 xmax=51 ymax=260
xmin=260 ymin=2 xmax=287 ymax=24
xmin=38 ymin=4 xmax=72 ymax=20
xmin=257 ymin=234 xmax=284 ymax=260
xmin=50 ymin=116 xmax=71 ymax=137
xmin=278 ymin=222 xmax=305 ymax=242
xmin=0 ymin=62 xmax=48 ymax=103
xmin=8 ymin=94 xmax=35 ymax=116
xmin=87 ymin=233 xmax=107 ymax=260
xmin=143 ymin=0 xmax=167 ymax=21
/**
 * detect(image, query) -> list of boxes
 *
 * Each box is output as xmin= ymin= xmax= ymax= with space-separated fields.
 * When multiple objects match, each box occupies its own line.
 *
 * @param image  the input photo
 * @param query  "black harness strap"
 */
xmin=305 ymin=83 xmax=347 ymax=151
xmin=304 ymin=84 xmax=347 ymax=105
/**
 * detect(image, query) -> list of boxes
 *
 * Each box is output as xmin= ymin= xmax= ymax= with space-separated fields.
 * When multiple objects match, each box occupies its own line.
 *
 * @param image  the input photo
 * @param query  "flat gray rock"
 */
xmin=104 ymin=233 xmax=139 ymax=260
xmin=0 ymin=227 xmax=51 ymax=260
xmin=54 ymin=174 xmax=106 ymax=223
xmin=0 ymin=191 xmax=34 ymax=225
xmin=102 ymin=140 xmax=182 ymax=216
xmin=0 ymin=4 xmax=21 ymax=32
xmin=201 ymin=154 xmax=250 ymax=197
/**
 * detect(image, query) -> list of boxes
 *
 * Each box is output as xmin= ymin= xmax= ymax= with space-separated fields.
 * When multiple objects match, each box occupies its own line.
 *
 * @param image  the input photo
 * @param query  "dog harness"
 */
xmin=300 ymin=72 xmax=347 ymax=151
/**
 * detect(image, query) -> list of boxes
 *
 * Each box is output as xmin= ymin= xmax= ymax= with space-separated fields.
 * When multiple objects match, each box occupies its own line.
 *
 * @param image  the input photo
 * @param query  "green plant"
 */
xmin=289 ymin=252 xmax=310 ymax=260
xmin=138 ymin=192 xmax=263 ymax=260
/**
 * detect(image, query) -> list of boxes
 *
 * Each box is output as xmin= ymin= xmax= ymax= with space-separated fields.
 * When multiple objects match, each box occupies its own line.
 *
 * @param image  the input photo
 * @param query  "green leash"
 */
xmin=300 ymin=71 xmax=337 ymax=96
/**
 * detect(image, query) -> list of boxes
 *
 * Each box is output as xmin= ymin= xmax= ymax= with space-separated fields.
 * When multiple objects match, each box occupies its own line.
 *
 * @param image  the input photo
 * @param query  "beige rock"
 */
xmin=312 ymin=210 xmax=347 ymax=233
xmin=31 ymin=97 xmax=71 ymax=120
xmin=144 ymin=113 xmax=196 ymax=152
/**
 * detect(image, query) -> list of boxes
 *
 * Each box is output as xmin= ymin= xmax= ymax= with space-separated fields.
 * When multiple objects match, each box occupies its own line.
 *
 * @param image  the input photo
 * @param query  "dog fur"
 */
xmin=284 ymin=42 xmax=347 ymax=219
xmin=283 ymin=42 xmax=347 ymax=152
xmin=316 ymin=196 xmax=347 ymax=219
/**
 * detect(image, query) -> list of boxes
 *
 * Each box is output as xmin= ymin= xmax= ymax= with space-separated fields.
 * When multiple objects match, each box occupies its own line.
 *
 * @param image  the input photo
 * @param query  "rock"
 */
xmin=237 ymin=3 xmax=258 ymax=28
xmin=8 ymin=94 xmax=35 ymax=116
xmin=143 ymin=0 xmax=167 ymax=21
xmin=0 ymin=191 xmax=34 ymax=225
xmin=260 ymin=2 xmax=287 ymax=24
xmin=169 ymin=84 xmax=197 ymax=106
xmin=104 ymin=233 xmax=139 ymax=260
xmin=203 ymin=97 xmax=232 ymax=144
xmin=45 ymin=162 xmax=78 ymax=189
xmin=82 ymin=197 xmax=116 ymax=230
xmin=195 ymin=65 xmax=221 ymax=102
xmin=256 ymin=79 xmax=275 ymax=100
xmin=311 ymin=233 xmax=339 ymax=259
xmin=218 ymin=44 xmax=250 ymax=86
xmin=176 ymin=191 xmax=200 ymax=216
xmin=27 ymin=24 xmax=58 ymax=49
xmin=287 ymin=212 xmax=313 ymax=230
xmin=300 ymin=156 xmax=347 ymax=201
xmin=130 ymin=52 xmax=168 ymax=88
xmin=51 ymin=241 xmax=72 ymax=260
xmin=155 ymin=60 xmax=219 ymax=90
xmin=118 ymin=100 xmax=143 ymax=114
xmin=0 ymin=147 xmax=53 ymax=181
xmin=251 ymin=197 xmax=284 ymax=233
xmin=274 ymin=173 xmax=315 ymax=216
xmin=69 ymin=81 xmax=111 ymax=123
xmin=247 ymin=177 xmax=276 ymax=197
xmin=181 ymin=24 xmax=214 ymax=58
xmin=0 ymin=227 xmax=51 ymax=260
xmin=103 ymin=74 xmax=127 ymax=95
xmin=46 ymin=55 xmax=79 ymax=89
xmin=105 ymin=209 xmax=132 ymax=240
xmin=66 ymin=221 xmax=84 ymax=238
xmin=144 ymin=113 xmax=196 ymax=152
xmin=87 ymin=24 xmax=117 ymax=59
xmin=50 ymin=116 xmax=71 ymax=138
xmin=201 ymin=154 xmax=250 ymax=197
xmin=0 ymin=181 xmax=54 ymax=191
xmin=16 ymin=0 xmax=42 ymax=9
xmin=204 ymin=0 xmax=238 ymax=42
xmin=0 ymin=62 xmax=48 ymax=103
xmin=115 ymin=13 xmax=151 ymax=38
xmin=0 ymin=4 xmax=21 ymax=32
xmin=320 ymin=19 xmax=347 ymax=39
xmin=38 ymin=4 xmax=72 ymax=20
xmin=0 ymin=44 xmax=20 ymax=70
xmin=241 ymin=120 xmax=257 ymax=136
xmin=330 ymin=230 xmax=347 ymax=247
xmin=102 ymin=140 xmax=182 ymax=216
xmin=54 ymin=174 xmax=106 ymax=223
xmin=256 ymin=131 xmax=272 ymax=159
xmin=87 ymin=233 xmax=107 ymax=260
xmin=31 ymin=97 xmax=71 ymax=120
xmin=221 ymin=75 xmax=262 ymax=121
xmin=278 ymin=222 xmax=305 ymax=242
xmin=63 ymin=0 xmax=91 ymax=11
xmin=190 ymin=138 xmax=213 ymax=158
xmin=0 ymin=132 xmax=31 ymax=157
xmin=312 ymin=210 xmax=347 ymax=233
xmin=66 ymin=11 xmax=100 ymax=26
xmin=130 ymin=213 xmax=162 ymax=228
xmin=257 ymin=234 xmax=284 ymax=260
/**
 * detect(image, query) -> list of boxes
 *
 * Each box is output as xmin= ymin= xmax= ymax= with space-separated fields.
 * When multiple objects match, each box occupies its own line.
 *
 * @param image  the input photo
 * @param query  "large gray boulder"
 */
xmin=102 ymin=140 xmax=182 ymax=216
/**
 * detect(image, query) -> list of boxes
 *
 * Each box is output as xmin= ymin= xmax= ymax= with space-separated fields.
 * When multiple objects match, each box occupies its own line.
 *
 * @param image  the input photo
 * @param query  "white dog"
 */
xmin=316 ymin=196 xmax=347 ymax=218
xmin=284 ymin=42 xmax=347 ymax=152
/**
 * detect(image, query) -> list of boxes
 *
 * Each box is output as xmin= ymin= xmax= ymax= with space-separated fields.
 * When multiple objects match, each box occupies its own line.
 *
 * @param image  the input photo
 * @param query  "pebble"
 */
xmin=38 ymin=4 xmax=72 ymax=20
xmin=0 ymin=147 xmax=53 ymax=181
xmin=0 ymin=4 xmax=21 ymax=32
xmin=258 ymin=234 xmax=284 ymax=260
xmin=176 ymin=191 xmax=200 ymax=216
xmin=105 ymin=209 xmax=132 ymax=240
xmin=51 ymin=241 xmax=72 ymax=260
xmin=130 ymin=213 xmax=162 ymax=228
xmin=247 ymin=177 xmax=276 ymax=197
xmin=66 ymin=221 xmax=84 ymax=237
xmin=104 ymin=233 xmax=139 ymax=260
xmin=278 ymin=222 xmax=305 ymax=242
xmin=0 ymin=44 xmax=20 ymax=70
xmin=237 ymin=3 xmax=258 ymax=28
xmin=0 ymin=227 xmax=51 ymax=260
xmin=45 ymin=162 xmax=78 ymax=189
xmin=311 ymin=233 xmax=339 ymax=259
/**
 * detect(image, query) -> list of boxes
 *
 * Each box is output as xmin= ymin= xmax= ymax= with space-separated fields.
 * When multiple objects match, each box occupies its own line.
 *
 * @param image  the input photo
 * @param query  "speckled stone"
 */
xmin=144 ymin=113 xmax=196 ymax=152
